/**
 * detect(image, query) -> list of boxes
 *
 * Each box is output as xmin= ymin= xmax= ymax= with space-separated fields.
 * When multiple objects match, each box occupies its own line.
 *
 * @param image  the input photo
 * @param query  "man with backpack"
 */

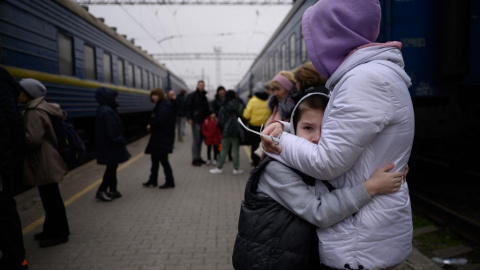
xmin=18 ymin=78 xmax=70 ymax=248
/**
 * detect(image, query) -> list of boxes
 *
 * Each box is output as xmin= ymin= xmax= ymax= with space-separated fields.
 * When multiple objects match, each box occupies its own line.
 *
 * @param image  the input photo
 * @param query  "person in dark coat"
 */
xmin=95 ymin=87 xmax=131 ymax=201
xmin=209 ymin=90 xmax=245 ymax=175
xmin=0 ymin=67 xmax=28 ymax=269
xmin=143 ymin=88 xmax=175 ymax=189
xmin=185 ymin=80 xmax=210 ymax=166
xmin=210 ymin=86 xmax=226 ymax=114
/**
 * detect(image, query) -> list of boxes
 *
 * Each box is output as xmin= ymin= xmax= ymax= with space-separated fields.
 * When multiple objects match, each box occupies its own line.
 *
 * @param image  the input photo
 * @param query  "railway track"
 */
xmin=410 ymin=191 xmax=480 ymax=245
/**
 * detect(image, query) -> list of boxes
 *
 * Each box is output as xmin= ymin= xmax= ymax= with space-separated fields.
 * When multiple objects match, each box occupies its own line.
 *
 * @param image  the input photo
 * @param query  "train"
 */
xmin=237 ymin=0 xmax=480 ymax=179
xmin=0 ymin=0 xmax=188 ymax=150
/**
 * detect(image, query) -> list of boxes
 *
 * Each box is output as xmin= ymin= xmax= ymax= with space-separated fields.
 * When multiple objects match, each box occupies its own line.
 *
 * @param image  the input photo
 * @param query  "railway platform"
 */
xmin=14 ymin=129 xmax=442 ymax=270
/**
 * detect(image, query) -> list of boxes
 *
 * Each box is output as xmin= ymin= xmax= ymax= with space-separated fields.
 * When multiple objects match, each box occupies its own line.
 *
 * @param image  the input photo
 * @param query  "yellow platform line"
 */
xmin=22 ymin=153 xmax=145 ymax=235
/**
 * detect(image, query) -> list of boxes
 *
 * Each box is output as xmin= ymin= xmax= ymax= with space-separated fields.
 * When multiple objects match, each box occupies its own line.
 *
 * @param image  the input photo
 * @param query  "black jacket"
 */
xmin=217 ymin=98 xmax=243 ymax=137
xmin=232 ymin=157 xmax=320 ymax=270
xmin=0 ymin=67 xmax=25 ymax=192
xmin=145 ymin=100 xmax=175 ymax=155
xmin=185 ymin=89 xmax=209 ymax=124
xmin=94 ymin=87 xmax=131 ymax=165
xmin=210 ymin=94 xmax=225 ymax=114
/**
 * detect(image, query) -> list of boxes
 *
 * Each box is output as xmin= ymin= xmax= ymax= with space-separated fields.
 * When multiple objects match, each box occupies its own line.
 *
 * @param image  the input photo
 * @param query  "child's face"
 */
xmin=296 ymin=109 xmax=324 ymax=144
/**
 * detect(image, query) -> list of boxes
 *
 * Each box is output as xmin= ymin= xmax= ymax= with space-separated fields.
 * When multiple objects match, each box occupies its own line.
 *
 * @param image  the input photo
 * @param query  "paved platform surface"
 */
xmin=15 ymin=127 xmax=441 ymax=270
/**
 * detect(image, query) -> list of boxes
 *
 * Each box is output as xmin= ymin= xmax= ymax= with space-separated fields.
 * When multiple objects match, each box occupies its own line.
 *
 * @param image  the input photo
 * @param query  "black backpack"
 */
xmin=48 ymin=114 xmax=87 ymax=169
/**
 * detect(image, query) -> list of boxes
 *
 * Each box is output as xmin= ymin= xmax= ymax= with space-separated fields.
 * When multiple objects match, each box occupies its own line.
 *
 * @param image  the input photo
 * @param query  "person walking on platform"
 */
xmin=176 ymin=89 xmax=187 ymax=143
xmin=143 ymin=88 xmax=176 ymax=189
xmin=211 ymin=86 xmax=234 ymax=161
xmin=94 ymin=87 xmax=131 ymax=201
xmin=242 ymin=82 xmax=271 ymax=167
xmin=0 ymin=67 xmax=28 ymax=269
xmin=185 ymin=80 xmax=210 ymax=166
xmin=209 ymin=90 xmax=245 ymax=175
xmin=17 ymin=78 xmax=70 ymax=248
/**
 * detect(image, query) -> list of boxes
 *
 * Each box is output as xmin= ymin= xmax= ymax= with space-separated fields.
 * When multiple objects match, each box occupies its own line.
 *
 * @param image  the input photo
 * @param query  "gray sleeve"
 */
xmin=257 ymin=161 xmax=372 ymax=228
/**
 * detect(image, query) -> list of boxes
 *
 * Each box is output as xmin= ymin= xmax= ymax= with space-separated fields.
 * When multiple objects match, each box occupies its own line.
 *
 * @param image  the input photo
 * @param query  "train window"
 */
xmin=274 ymin=51 xmax=279 ymax=73
xmin=269 ymin=55 xmax=274 ymax=78
xmin=84 ymin=45 xmax=96 ymax=80
xmin=134 ymin=66 xmax=142 ymax=88
xmin=149 ymin=73 xmax=154 ymax=89
xmin=281 ymin=43 xmax=286 ymax=70
xmin=117 ymin=59 xmax=125 ymax=85
xmin=127 ymin=63 xmax=133 ymax=87
xmin=263 ymin=64 xmax=268 ymax=82
xmin=290 ymin=33 xmax=296 ymax=68
xmin=300 ymin=26 xmax=307 ymax=63
xmin=57 ymin=33 xmax=74 ymax=76
xmin=103 ymin=53 xmax=112 ymax=83
xmin=145 ymin=71 xmax=149 ymax=90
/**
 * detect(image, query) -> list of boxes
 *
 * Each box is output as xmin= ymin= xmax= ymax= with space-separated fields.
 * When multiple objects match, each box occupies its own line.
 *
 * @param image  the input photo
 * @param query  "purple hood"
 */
xmin=302 ymin=0 xmax=381 ymax=79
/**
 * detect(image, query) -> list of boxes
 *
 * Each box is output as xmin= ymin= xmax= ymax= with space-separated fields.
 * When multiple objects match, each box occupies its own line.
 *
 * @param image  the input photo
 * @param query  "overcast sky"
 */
xmin=86 ymin=3 xmax=292 ymax=95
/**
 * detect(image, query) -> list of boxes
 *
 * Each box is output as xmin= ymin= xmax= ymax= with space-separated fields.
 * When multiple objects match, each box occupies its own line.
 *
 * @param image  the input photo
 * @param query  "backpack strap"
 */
xmin=244 ymin=156 xmax=273 ymax=197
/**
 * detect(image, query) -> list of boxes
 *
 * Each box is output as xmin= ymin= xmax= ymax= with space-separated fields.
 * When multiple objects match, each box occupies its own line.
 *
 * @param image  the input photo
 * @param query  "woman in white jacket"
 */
xmin=262 ymin=0 xmax=415 ymax=269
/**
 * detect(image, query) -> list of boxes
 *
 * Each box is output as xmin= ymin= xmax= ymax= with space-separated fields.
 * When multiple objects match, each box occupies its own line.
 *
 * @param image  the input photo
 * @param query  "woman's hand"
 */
xmin=261 ymin=122 xmax=284 ymax=155
xmin=363 ymin=163 xmax=403 ymax=197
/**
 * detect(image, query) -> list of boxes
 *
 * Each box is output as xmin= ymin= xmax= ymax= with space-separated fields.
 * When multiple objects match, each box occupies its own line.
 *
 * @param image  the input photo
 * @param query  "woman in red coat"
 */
xmin=201 ymin=112 xmax=222 ymax=165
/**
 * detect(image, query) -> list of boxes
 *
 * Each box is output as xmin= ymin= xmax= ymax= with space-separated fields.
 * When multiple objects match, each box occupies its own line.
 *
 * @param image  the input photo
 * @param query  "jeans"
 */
xmin=191 ymin=122 xmax=203 ymax=161
xmin=176 ymin=116 xmax=187 ymax=140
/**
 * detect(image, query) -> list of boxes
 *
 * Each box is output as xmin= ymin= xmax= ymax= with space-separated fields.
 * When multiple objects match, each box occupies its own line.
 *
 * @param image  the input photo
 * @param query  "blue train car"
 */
xmin=237 ymin=0 xmax=314 ymax=100
xmin=0 ymin=0 xmax=188 ymax=145
xmin=238 ymin=0 xmax=479 ymax=173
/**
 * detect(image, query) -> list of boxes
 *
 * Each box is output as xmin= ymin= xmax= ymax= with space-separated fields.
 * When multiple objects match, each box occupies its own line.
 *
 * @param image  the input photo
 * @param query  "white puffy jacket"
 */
xmin=270 ymin=45 xmax=414 ymax=269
